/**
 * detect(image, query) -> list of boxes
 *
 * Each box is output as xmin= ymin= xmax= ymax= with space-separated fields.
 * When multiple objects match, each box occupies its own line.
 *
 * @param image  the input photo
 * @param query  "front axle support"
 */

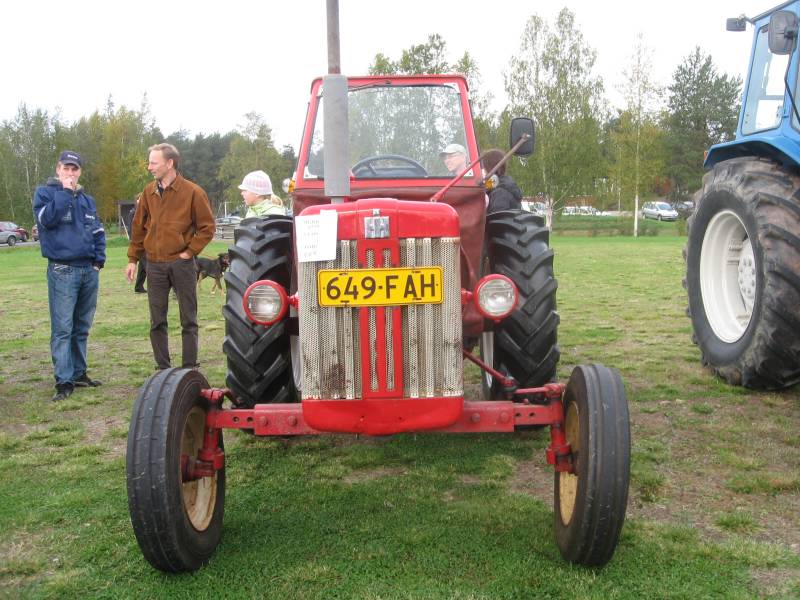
xmin=188 ymin=379 xmax=573 ymax=478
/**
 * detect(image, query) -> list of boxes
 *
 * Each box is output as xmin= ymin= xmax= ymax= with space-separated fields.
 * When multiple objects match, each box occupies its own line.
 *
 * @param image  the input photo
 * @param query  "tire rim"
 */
xmin=699 ymin=210 xmax=755 ymax=343
xmin=480 ymin=330 xmax=495 ymax=393
xmin=558 ymin=401 xmax=579 ymax=524
xmin=181 ymin=406 xmax=217 ymax=531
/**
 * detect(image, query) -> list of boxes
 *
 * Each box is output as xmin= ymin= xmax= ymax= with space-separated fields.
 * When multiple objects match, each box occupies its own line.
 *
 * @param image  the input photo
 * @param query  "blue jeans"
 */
xmin=47 ymin=263 xmax=99 ymax=385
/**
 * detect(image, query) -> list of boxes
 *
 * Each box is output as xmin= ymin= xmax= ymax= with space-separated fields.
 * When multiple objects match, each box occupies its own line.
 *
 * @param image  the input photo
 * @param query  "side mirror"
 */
xmin=510 ymin=118 xmax=535 ymax=156
xmin=769 ymin=10 xmax=799 ymax=55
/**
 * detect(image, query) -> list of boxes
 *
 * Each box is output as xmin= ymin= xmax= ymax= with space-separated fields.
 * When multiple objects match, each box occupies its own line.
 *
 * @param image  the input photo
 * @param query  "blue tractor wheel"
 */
xmin=685 ymin=157 xmax=800 ymax=389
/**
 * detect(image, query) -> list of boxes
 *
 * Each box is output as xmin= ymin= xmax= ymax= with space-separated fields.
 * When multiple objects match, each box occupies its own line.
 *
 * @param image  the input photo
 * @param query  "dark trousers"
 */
xmin=146 ymin=258 xmax=199 ymax=369
xmin=134 ymin=257 xmax=147 ymax=291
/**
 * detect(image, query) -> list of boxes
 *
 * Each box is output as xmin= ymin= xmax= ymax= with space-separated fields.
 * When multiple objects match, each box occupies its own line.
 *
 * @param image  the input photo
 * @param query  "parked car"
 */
xmin=215 ymin=215 xmax=242 ymax=240
xmin=521 ymin=200 xmax=546 ymax=216
xmin=673 ymin=200 xmax=695 ymax=217
xmin=641 ymin=201 xmax=679 ymax=221
xmin=0 ymin=221 xmax=28 ymax=245
xmin=215 ymin=216 xmax=242 ymax=227
xmin=0 ymin=229 xmax=20 ymax=246
xmin=32 ymin=224 xmax=39 ymax=241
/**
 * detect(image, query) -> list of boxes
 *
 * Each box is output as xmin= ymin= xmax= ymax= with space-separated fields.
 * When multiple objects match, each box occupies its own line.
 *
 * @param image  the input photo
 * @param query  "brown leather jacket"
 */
xmin=127 ymin=175 xmax=215 ymax=264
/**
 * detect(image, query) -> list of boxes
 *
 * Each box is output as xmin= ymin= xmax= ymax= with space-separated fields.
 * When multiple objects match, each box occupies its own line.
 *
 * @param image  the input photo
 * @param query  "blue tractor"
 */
xmin=686 ymin=1 xmax=800 ymax=390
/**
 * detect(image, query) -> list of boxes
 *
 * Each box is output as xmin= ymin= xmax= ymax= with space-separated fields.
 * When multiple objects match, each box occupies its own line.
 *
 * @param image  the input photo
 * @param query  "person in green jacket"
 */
xmin=238 ymin=170 xmax=285 ymax=217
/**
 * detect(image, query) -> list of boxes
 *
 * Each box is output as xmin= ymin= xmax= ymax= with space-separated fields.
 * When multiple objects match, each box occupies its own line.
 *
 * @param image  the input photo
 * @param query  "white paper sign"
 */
xmin=295 ymin=210 xmax=338 ymax=263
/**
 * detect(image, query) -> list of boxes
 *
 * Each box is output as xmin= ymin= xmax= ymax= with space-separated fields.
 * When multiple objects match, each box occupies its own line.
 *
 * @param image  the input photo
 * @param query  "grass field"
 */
xmin=0 ymin=235 xmax=798 ymax=599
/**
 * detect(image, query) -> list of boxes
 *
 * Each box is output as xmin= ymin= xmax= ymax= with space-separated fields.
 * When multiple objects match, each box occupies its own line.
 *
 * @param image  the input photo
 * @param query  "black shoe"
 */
xmin=74 ymin=373 xmax=102 ymax=387
xmin=52 ymin=383 xmax=74 ymax=402
xmin=134 ymin=288 xmax=147 ymax=294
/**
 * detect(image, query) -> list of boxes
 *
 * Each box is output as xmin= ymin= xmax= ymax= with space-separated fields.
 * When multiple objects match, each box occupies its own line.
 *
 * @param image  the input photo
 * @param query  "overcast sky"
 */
xmin=1 ymin=0 xmax=781 ymax=149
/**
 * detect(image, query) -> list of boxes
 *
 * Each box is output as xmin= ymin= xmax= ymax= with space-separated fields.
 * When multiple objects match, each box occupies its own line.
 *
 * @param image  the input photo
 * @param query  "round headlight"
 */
xmin=243 ymin=280 xmax=288 ymax=325
xmin=474 ymin=275 xmax=518 ymax=320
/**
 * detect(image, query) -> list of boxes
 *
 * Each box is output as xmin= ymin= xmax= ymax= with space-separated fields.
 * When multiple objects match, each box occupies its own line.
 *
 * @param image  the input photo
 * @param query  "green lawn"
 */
xmin=0 ymin=235 xmax=798 ymax=599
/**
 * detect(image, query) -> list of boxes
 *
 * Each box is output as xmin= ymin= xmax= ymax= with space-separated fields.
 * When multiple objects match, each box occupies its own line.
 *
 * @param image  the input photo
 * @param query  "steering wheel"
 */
xmin=351 ymin=155 xmax=428 ymax=177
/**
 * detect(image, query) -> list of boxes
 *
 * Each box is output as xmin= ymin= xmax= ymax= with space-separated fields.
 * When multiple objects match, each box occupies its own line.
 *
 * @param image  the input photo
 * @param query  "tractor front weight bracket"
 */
xmin=179 ymin=388 xmax=227 ymax=483
xmin=543 ymin=399 xmax=573 ymax=473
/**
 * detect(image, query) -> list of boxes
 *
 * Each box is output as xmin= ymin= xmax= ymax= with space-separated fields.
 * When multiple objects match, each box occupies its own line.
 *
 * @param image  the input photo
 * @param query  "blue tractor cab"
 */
xmin=706 ymin=2 xmax=800 ymax=168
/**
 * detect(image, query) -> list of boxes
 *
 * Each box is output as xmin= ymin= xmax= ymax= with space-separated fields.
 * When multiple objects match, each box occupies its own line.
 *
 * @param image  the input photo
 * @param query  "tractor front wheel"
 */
xmin=126 ymin=368 xmax=225 ymax=572
xmin=554 ymin=364 xmax=630 ymax=567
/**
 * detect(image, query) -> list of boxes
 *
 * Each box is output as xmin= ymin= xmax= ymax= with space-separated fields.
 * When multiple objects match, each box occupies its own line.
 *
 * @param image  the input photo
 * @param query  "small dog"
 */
xmin=196 ymin=252 xmax=230 ymax=295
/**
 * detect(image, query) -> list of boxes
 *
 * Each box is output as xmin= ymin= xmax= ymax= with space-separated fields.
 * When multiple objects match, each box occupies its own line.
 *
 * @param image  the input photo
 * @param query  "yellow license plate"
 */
xmin=318 ymin=267 xmax=443 ymax=307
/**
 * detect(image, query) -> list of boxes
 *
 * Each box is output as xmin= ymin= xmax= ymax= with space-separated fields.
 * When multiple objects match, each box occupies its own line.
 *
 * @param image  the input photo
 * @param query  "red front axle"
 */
xmin=187 ymin=376 xmax=573 ymax=482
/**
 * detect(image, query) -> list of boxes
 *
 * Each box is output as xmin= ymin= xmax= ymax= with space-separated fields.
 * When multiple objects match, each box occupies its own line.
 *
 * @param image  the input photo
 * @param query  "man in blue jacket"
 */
xmin=33 ymin=151 xmax=106 ymax=401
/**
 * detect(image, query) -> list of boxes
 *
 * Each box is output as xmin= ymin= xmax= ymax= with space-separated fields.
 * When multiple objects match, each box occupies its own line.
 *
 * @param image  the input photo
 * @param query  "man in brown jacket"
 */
xmin=125 ymin=143 xmax=215 ymax=370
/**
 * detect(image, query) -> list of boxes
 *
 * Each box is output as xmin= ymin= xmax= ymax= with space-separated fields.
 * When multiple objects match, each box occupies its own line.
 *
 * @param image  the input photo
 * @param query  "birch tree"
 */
xmin=217 ymin=112 xmax=289 ymax=212
xmin=505 ymin=8 xmax=606 ymax=228
xmin=616 ymin=34 xmax=663 ymax=236
xmin=369 ymin=34 xmax=497 ymax=151
xmin=0 ymin=105 xmax=60 ymax=222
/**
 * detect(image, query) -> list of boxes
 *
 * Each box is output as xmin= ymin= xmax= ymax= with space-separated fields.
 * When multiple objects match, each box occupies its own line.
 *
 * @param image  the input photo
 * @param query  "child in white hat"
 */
xmin=238 ymin=170 xmax=286 ymax=218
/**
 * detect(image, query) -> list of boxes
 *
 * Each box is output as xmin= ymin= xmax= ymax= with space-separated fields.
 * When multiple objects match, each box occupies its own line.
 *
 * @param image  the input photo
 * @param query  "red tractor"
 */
xmin=126 ymin=48 xmax=631 ymax=573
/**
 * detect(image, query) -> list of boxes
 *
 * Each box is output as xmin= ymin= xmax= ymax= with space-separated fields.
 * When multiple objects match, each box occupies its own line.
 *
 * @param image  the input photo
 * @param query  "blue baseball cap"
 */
xmin=59 ymin=150 xmax=82 ymax=168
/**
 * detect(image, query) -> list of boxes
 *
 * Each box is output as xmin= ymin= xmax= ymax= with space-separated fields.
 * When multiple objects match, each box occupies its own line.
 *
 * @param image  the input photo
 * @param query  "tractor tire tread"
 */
xmin=554 ymin=364 xmax=630 ymax=566
xmin=126 ymin=368 xmax=224 ymax=572
xmin=223 ymin=216 xmax=297 ymax=406
xmin=686 ymin=158 xmax=800 ymax=389
xmin=485 ymin=210 xmax=559 ymax=390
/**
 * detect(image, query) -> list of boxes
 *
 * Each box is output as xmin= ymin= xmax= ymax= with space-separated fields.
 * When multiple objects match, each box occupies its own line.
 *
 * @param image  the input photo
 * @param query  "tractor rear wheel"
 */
xmin=480 ymin=210 xmax=559 ymax=399
xmin=126 ymin=368 xmax=225 ymax=572
xmin=685 ymin=157 xmax=800 ymax=389
xmin=554 ymin=364 xmax=630 ymax=567
xmin=223 ymin=216 xmax=299 ymax=406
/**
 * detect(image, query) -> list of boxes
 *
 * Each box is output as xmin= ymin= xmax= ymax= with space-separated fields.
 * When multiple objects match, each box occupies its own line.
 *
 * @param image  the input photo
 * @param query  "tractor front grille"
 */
xmin=298 ymin=238 xmax=462 ymax=399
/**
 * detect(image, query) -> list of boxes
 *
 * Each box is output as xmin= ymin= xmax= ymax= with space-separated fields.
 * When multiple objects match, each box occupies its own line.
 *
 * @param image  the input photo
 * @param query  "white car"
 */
xmin=521 ymin=201 xmax=546 ymax=216
xmin=215 ymin=216 xmax=243 ymax=227
xmin=642 ymin=201 xmax=679 ymax=221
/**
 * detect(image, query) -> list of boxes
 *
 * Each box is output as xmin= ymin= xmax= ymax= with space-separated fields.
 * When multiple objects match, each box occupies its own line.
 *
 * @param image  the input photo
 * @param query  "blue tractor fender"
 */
xmin=704 ymin=134 xmax=800 ymax=170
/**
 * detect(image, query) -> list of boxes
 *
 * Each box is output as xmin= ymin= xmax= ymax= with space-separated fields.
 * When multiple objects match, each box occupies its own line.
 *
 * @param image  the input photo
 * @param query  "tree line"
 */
xmin=0 ymin=99 xmax=296 ymax=227
xmin=0 ymin=7 xmax=739 ymax=228
xmin=373 ymin=9 xmax=740 ymax=214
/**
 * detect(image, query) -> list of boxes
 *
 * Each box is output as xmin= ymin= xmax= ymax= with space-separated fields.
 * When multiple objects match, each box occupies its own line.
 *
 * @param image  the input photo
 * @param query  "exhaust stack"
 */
xmin=323 ymin=0 xmax=350 ymax=203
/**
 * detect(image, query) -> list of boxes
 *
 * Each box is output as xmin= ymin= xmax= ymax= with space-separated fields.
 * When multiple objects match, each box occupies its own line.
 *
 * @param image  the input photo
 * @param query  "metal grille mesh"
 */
xmin=400 ymin=238 xmax=462 ymax=398
xmin=298 ymin=237 xmax=462 ymax=399
xmin=298 ymin=239 xmax=361 ymax=399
